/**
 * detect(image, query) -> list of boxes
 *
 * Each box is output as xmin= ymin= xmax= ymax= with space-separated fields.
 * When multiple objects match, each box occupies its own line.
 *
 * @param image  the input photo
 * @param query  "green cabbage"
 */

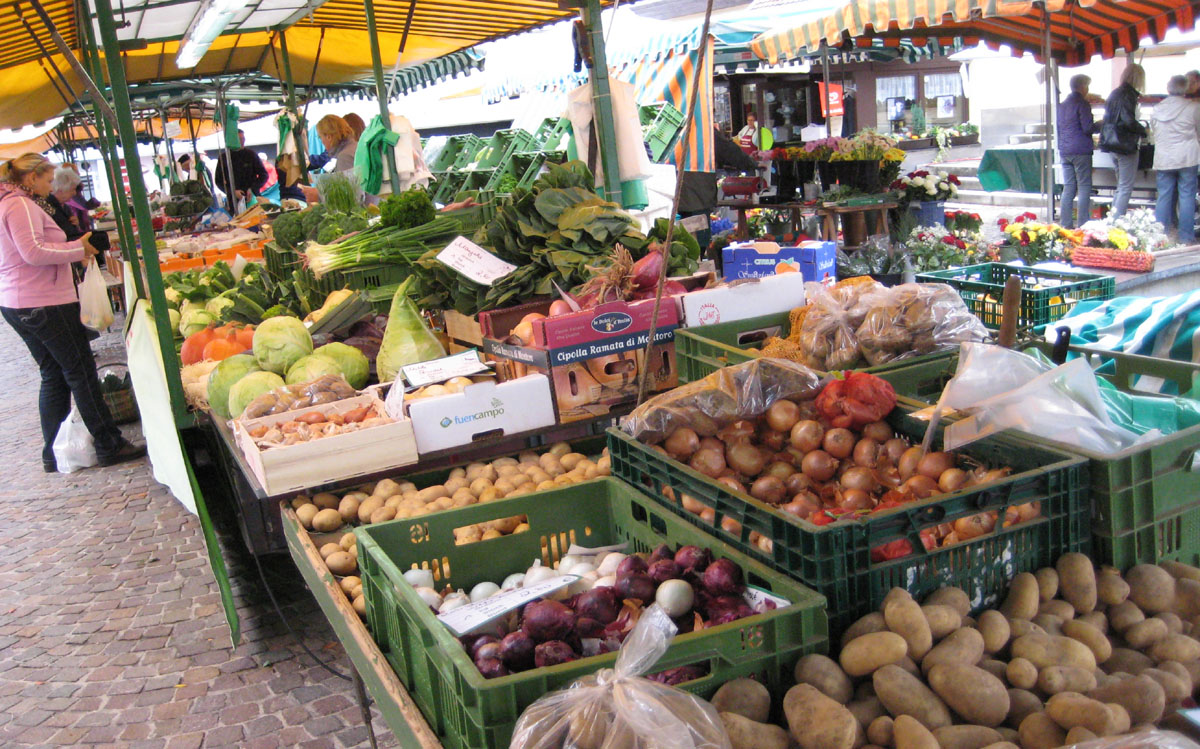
xmin=228 ymin=371 xmax=285 ymax=419
xmin=180 ymin=309 xmax=216 ymax=338
xmin=206 ymin=296 xmax=234 ymax=320
xmin=377 ymin=277 xmax=445 ymax=384
xmin=285 ymin=355 xmax=344 ymax=386
xmin=313 ymin=342 xmax=369 ymax=389
xmin=207 ymin=354 xmax=261 ymax=420
xmin=252 ymin=316 xmax=313 ymax=374
xmin=167 ymin=308 xmax=181 ymax=338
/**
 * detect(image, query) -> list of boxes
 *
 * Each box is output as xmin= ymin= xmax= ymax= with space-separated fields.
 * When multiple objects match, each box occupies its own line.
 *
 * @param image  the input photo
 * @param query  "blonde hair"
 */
xmin=316 ymin=115 xmax=354 ymax=145
xmin=1121 ymin=64 xmax=1146 ymax=92
xmin=0 ymin=153 xmax=53 ymax=185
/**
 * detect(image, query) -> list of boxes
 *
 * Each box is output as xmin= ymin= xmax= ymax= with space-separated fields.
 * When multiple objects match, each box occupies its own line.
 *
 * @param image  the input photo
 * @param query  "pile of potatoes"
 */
xmin=705 ymin=555 xmax=1200 ymax=749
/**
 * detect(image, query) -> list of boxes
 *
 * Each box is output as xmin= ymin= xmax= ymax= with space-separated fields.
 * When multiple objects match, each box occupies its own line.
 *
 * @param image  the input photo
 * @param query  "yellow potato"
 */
xmin=296 ymin=503 xmax=319 ymax=529
xmin=312 ymin=492 xmax=340 ymax=510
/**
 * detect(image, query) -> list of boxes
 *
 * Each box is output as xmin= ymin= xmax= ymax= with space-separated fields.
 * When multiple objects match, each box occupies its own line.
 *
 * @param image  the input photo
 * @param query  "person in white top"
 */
xmin=736 ymin=113 xmax=760 ymax=155
xmin=1153 ymin=75 xmax=1200 ymax=243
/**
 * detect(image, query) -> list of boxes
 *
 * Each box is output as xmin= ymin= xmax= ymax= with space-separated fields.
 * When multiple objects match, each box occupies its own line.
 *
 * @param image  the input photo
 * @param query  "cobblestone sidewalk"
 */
xmin=0 ymin=318 xmax=394 ymax=747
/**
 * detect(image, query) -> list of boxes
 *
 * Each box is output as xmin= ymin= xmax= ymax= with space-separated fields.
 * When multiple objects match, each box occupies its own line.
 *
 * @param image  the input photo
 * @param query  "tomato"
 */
xmin=815 ymin=372 xmax=897 ymax=429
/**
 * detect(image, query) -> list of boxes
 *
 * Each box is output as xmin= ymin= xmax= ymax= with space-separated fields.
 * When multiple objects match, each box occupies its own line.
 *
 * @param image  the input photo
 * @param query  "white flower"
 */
xmin=926 ymin=186 xmax=937 ymax=195
xmin=939 ymin=182 xmax=948 ymax=190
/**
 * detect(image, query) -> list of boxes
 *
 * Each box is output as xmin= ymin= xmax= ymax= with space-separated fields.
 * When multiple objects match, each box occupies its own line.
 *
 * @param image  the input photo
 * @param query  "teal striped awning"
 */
xmin=390 ymin=48 xmax=485 ymax=97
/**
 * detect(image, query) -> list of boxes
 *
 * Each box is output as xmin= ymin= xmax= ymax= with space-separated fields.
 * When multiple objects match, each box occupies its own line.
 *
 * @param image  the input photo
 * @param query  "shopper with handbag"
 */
xmin=0 ymin=153 xmax=144 ymax=473
xmin=1152 ymin=75 xmax=1200 ymax=243
xmin=1099 ymin=64 xmax=1149 ymax=218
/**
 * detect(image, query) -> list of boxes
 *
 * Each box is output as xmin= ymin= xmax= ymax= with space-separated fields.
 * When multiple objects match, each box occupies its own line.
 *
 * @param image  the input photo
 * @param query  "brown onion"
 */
xmin=781 ymin=497 xmax=819 ymax=519
xmin=901 ymin=475 xmax=939 ymax=499
xmin=689 ymin=448 xmax=726 ymax=478
xmin=1015 ymin=500 xmax=1041 ymax=521
xmin=853 ymin=438 xmax=880 ymax=468
xmin=784 ymin=472 xmax=814 ymax=496
xmin=954 ymin=512 xmax=996 ymax=539
xmin=727 ymin=443 xmax=767 ymax=477
xmin=938 ymin=468 xmax=968 ymax=493
xmin=801 ymin=450 xmax=838 ymax=481
xmin=758 ymin=427 xmax=786 ymax=452
xmin=664 ymin=428 xmax=700 ymax=460
xmin=823 ymin=428 xmax=855 ymax=459
xmin=917 ymin=452 xmax=955 ymax=480
xmin=699 ymin=507 xmax=716 ymax=524
xmin=898 ymin=447 xmax=924 ymax=480
xmin=699 ymin=437 xmax=724 ymax=453
xmin=716 ymin=475 xmax=746 ymax=494
xmin=689 ymin=413 xmax=720 ymax=437
xmin=720 ymin=515 xmax=743 ymax=535
xmin=652 ymin=444 xmax=670 ymax=457
xmin=839 ymin=489 xmax=875 ymax=511
xmin=766 ymin=400 xmax=802 ymax=433
xmin=790 ymin=420 xmax=824 ymax=452
xmin=718 ymin=420 xmax=756 ymax=444
xmin=883 ymin=438 xmax=909 ymax=465
xmin=840 ymin=466 xmax=878 ymax=493
xmin=765 ymin=461 xmax=794 ymax=482
xmin=862 ymin=421 xmax=893 ymax=442
xmin=750 ymin=475 xmax=787 ymax=505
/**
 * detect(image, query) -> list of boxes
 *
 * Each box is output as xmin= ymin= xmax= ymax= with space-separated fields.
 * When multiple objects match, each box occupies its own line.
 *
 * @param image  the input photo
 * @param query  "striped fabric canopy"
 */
xmin=750 ymin=0 xmax=1200 ymax=66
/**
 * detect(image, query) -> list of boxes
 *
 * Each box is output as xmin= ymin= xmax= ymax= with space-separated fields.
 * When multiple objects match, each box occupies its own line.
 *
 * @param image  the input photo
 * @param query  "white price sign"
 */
xmin=437 ymin=575 xmax=579 ymax=636
xmin=402 ymin=349 xmax=490 ymax=388
xmin=436 ymin=236 xmax=517 ymax=286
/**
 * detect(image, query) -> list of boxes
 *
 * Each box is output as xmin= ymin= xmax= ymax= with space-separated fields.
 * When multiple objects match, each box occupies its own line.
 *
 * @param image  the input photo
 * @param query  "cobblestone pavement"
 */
xmin=0 ymin=317 xmax=395 ymax=747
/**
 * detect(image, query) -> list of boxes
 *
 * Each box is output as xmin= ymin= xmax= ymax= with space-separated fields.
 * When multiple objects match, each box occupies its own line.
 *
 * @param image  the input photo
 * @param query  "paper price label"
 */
xmin=437 ymin=575 xmax=579 ymax=636
xmin=436 ymin=236 xmax=517 ymax=286
xmin=383 ymin=380 xmax=407 ymax=421
xmin=402 ymin=349 xmax=490 ymax=388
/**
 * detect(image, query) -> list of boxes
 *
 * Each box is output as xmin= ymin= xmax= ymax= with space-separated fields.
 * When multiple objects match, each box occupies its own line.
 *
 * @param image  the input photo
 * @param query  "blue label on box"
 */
xmin=722 ymin=242 xmax=837 ymax=282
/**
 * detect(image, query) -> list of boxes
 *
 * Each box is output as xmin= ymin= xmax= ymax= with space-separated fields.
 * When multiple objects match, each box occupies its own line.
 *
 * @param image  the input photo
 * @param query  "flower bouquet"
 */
xmin=995 ymin=212 xmax=1079 ymax=265
xmin=944 ymin=210 xmax=982 ymax=233
xmin=892 ymin=170 xmax=960 ymax=203
xmin=903 ymin=225 xmax=995 ymax=272
xmin=1071 ymin=209 xmax=1166 ymax=272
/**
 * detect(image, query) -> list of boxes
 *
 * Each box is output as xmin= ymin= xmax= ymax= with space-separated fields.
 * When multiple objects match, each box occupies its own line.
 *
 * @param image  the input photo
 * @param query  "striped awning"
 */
xmin=390 ymin=48 xmax=485 ymax=96
xmin=750 ymin=0 xmax=1200 ymax=66
xmin=716 ymin=38 xmax=960 ymax=72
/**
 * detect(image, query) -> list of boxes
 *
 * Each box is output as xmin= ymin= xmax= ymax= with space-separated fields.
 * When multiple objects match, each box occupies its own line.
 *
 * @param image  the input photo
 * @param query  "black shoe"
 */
xmin=43 ymin=459 xmax=57 ymax=473
xmin=97 ymin=441 xmax=146 ymax=467
xmin=85 ymin=327 xmax=101 ymax=342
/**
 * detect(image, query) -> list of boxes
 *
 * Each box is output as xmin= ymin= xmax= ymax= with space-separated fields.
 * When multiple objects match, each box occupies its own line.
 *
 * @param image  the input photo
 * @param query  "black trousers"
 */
xmin=2 ymin=302 xmax=123 ymax=464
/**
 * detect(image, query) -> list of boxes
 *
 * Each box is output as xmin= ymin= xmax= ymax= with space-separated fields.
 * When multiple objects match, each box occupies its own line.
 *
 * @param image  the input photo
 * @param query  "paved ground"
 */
xmin=0 ymin=316 xmax=395 ymax=747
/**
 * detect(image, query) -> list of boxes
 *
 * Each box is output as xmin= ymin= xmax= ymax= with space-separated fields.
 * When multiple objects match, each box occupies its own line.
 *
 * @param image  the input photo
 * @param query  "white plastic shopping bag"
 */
xmin=79 ymin=258 xmax=115 ymax=330
xmin=53 ymin=405 xmax=97 ymax=473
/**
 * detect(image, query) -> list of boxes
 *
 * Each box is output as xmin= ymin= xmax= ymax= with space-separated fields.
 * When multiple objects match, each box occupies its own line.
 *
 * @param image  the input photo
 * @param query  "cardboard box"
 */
xmin=481 ymin=299 xmax=679 ymax=423
xmin=232 ymin=394 xmax=417 ymax=496
xmin=680 ymin=273 xmax=807 ymax=327
xmin=406 ymin=375 xmax=557 ymax=455
xmin=723 ymin=240 xmax=837 ymax=282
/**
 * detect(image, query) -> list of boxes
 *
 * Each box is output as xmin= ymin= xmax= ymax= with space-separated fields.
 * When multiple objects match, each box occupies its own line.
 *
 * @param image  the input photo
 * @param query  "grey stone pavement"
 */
xmin=0 ymin=315 xmax=396 ymax=747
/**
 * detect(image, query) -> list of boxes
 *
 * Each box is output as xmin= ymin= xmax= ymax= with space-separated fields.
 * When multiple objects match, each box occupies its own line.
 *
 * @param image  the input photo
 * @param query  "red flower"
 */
xmin=997 ymin=218 xmax=1009 ymax=229
xmin=955 ymin=239 xmax=967 ymax=249
xmin=943 ymin=235 xmax=956 ymax=244
xmin=1021 ymin=231 xmax=1030 ymax=242
xmin=948 ymin=174 xmax=961 ymax=185
xmin=971 ymin=213 xmax=981 ymax=221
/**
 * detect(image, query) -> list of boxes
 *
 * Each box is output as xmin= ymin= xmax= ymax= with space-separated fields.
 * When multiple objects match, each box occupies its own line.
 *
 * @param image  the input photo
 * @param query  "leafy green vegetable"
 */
xmin=377 ymin=277 xmax=446 ymax=384
xmin=207 ymin=354 xmax=261 ymax=420
xmin=252 ymin=316 xmax=313 ymax=374
xmin=228 ymin=371 xmax=285 ymax=419
xmin=285 ymin=354 xmax=343 ymax=386
xmin=271 ymin=211 xmax=306 ymax=250
xmin=316 ymin=216 xmax=346 ymax=245
xmin=380 ymin=189 xmax=436 ymax=230
xmin=301 ymin=204 xmax=329 ymax=240
xmin=317 ymin=172 xmax=361 ymax=214
xmin=313 ymin=342 xmax=369 ymax=389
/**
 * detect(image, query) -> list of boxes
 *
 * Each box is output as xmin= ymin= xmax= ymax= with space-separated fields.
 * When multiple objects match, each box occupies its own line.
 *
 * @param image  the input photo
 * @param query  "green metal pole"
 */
xmin=578 ymin=0 xmax=621 ymax=202
xmin=94 ymin=0 xmax=190 ymax=424
xmin=363 ymin=0 xmax=402 ymax=194
xmin=278 ymin=29 xmax=309 ymax=176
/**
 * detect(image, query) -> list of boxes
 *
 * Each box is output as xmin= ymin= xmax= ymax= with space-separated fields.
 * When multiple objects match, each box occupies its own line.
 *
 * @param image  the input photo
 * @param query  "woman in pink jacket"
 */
xmin=0 ymin=153 xmax=144 ymax=472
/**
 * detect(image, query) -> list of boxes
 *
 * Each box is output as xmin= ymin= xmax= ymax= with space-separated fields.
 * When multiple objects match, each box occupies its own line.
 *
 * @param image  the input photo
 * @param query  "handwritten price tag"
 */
xmin=436 ymin=236 xmax=517 ymax=286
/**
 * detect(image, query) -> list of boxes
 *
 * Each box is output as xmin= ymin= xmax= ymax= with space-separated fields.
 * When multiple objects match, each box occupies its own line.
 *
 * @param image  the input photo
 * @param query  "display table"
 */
xmin=818 ymin=201 xmax=897 ymax=249
xmin=717 ymin=199 xmax=814 ymax=240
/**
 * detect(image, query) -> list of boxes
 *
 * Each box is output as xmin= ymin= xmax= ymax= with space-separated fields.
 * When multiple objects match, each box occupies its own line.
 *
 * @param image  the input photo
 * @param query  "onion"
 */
xmin=917 ymin=452 xmax=955 ymax=480
xmin=414 ymin=586 xmax=442 ymax=609
xmin=548 ymin=299 xmax=574 ymax=317
xmin=648 ymin=559 xmax=683 ymax=583
xmin=596 ymin=553 xmax=627 ymax=577
xmin=655 ymin=579 xmax=695 ymax=617
xmin=648 ymin=544 xmax=674 ymax=564
xmin=790 ymin=420 xmax=824 ymax=452
xmin=557 ymin=554 xmax=584 ymax=572
xmin=954 ymin=512 xmax=996 ymax=539
xmin=766 ymin=400 xmax=802 ymax=433
xmin=1015 ymin=500 xmax=1041 ymax=521
xmin=662 ymin=280 xmax=689 ymax=296
xmin=574 ymin=587 xmax=620 ymax=624
xmin=665 ymin=428 xmax=700 ymax=460
xmin=689 ymin=448 xmax=726 ymax=478
xmin=674 ymin=545 xmax=713 ymax=572
xmin=938 ymin=468 xmax=968 ymax=493
xmin=522 ymin=600 xmax=576 ymax=642
xmin=726 ymin=442 xmax=767 ymax=477
xmin=470 ymin=582 xmax=500 ymax=602
xmin=750 ymin=475 xmax=787 ymax=505
xmin=901 ymin=475 xmax=939 ymax=499
xmin=839 ymin=488 xmax=875 ymax=511
xmin=823 ymin=428 xmax=856 ymax=459
xmin=615 ymin=556 xmax=648 ymax=579
xmin=565 ymin=562 xmax=596 ymax=577
xmin=470 ymin=636 xmax=500 ymax=659
xmin=615 ymin=573 xmax=656 ymax=603
xmin=704 ymin=595 xmax=744 ymax=620
xmin=840 ymin=466 xmax=878 ymax=493
xmin=784 ymin=472 xmax=814 ymax=496
xmin=883 ymin=438 xmax=909 ymax=465
xmin=499 ymin=631 xmax=536 ymax=670
xmin=718 ymin=420 xmax=757 ymax=444
xmin=764 ymin=461 xmax=794 ymax=482
xmin=475 ymin=657 xmax=510 ymax=678
xmin=853 ymin=438 xmax=880 ymax=468
xmin=716 ymin=475 xmax=746 ymax=493
xmin=524 ymin=562 xmax=558 ymax=587
xmin=781 ymin=494 xmax=820 ymax=519
xmin=757 ymin=427 xmax=786 ymax=452
xmin=439 ymin=591 xmax=470 ymax=613
xmin=403 ymin=568 xmax=435 ymax=589
xmin=898 ymin=447 xmax=924 ymax=480
xmin=594 ymin=575 xmax=616 ymax=588
xmin=703 ymin=558 xmax=745 ymax=595
xmin=801 ymin=450 xmax=838 ymax=481
xmin=534 ymin=640 xmax=579 ymax=668
xmin=630 ymin=245 xmax=665 ymax=290
xmin=862 ymin=421 xmax=893 ymax=442
xmin=575 ymin=616 xmax=605 ymax=638
xmin=699 ymin=437 xmax=724 ymax=453
xmin=501 ymin=573 xmax=526 ymax=591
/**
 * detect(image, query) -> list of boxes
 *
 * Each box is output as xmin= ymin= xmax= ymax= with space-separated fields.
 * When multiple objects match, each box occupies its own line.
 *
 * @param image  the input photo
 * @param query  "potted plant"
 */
xmin=891 ymin=170 xmax=960 ymax=226
xmin=903 ymin=225 xmax=995 ymax=272
xmin=949 ymin=124 xmax=980 ymax=146
xmin=995 ymin=213 xmax=1076 ymax=265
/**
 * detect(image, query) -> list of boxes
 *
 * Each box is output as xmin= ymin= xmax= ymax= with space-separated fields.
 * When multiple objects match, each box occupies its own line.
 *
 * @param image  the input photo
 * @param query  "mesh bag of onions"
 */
xmin=508 ymin=604 xmax=730 ymax=749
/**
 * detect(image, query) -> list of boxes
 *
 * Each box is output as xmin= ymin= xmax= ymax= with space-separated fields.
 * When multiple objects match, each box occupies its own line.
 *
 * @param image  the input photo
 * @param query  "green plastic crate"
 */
xmin=531 ymin=117 xmax=571 ymax=151
xmin=474 ymin=129 xmax=536 ymax=170
xmin=675 ymin=311 xmax=959 ymax=384
xmin=430 ymin=134 xmax=484 ymax=171
xmin=432 ymin=171 xmax=470 ymax=205
xmin=607 ymin=402 xmax=1089 ymax=632
xmin=915 ymin=263 xmax=1115 ymax=329
xmin=312 ymin=262 xmax=409 ymax=297
xmin=355 ymin=477 xmax=828 ymax=749
xmin=263 ymin=241 xmax=299 ymax=281
xmin=640 ymin=102 xmax=686 ymax=161
xmin=883 ymin=341 xmax=1200 ymax=569
xmin=367 ymin=283 xmax=400 ymax=314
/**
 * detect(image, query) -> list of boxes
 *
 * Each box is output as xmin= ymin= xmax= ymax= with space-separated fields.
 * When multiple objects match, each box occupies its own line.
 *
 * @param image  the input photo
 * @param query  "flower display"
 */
xmin=995 ymin=212 xmax=1078 ymax=265
xmin=1079 ymin=209 xmax=1169 ymax=252
xmin=891 ymin=170 xmax=960 ymax=204
xmin=944 ymin=210 xmax=982 ymax=233
xmin=902 ymin=225 xmax=995 ymax=271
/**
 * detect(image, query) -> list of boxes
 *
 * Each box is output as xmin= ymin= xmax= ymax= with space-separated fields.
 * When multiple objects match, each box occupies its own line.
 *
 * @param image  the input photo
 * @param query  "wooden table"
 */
xmin=817 ymin=201 xmax=898 ymax=249
xmin=717 ymin=200 xmax=815 ymax=240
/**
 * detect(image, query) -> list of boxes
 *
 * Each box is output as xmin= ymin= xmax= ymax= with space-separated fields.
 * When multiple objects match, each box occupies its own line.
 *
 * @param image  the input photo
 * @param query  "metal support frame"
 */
xmin=278 ymin=28 xmax=309 ymax=176
xmin=821 ymin=44 xmax=834 ymax=135
xmin=571 ymin=0 xmax=622 ymax=202
xmin=1042 ymin=2 xmax=1056 ymax=220
xmin=363 ymin=0 xmax=402 ymax=193
xmin=26 ymin=0 xmax=119 ymax=129
xmin=93 ymin=0 xmax=191 ymax=425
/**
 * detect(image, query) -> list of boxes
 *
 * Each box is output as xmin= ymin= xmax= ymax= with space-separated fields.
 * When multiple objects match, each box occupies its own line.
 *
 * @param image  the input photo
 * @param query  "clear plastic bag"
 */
xmin=79 ymin=257 xmax=114 ymax=330
xmin=1068 ymin=731 xmax=1200 ymax=748
xmin=853 ymin=283 xmax=990 ymax=366
xmin=794 ymin=281 xmax=879 ymax=370
xmin=620 ymin=358 xmax=823 ymax=445
xmin=53 ymin=405 xmax=97 ymax=473
xmin=508 ymin=605 xmax=731 ymax=749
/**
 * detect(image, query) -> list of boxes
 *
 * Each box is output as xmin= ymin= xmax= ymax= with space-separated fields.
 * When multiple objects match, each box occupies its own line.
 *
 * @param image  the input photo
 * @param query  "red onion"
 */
xmin=648 ymin=665 xmax=707 ymax=685
xmin=631 ymin=247 xmax=665 ymax=290
xmin=674 ymin=545 xmax=713 ymax=572
xmin=575 ymin=616 xmax=605 ymax=639
xmin=703 ymin=558 xmax=745 ymax=595
xmin=468 ymin=634 xmax=500 ymax=659
xmin=574 ymin=587 xmax=620 ymax=625
xmin=704 ymin=595 xmax=744 ymax=620
xmin=534 ymin=640 xmax=579 ymax=668
xmin=499 ymin=631 xmax=535 ymax=670
xmin=475 ymin=657 xmax=510 ymax=679
xmin=648 ymin=543 xmax=674 ymax=564
xmin=615 ymin=573 xmax=656 ymax=603
xmin=522 ymin=600 xmax=576 ymax=642
xmin=615 ymin=555 xmax=648 ymax=579
xmin=648 ymin=559 xmax=682 ymax=583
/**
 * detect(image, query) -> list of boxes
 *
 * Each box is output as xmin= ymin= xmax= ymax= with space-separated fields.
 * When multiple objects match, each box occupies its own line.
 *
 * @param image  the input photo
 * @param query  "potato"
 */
xmin=340 ymin=532 xmax=356 ymax=551
xmin=783 ymin=684 xmax=858 ymax=749
xmin=928 ymin=663 xmax=1009 ymax=726
xmin=1056 ymin=552 xmax=1098 ymax=614
xmin=719 ymin=712 xmax=788 ymax=749
xmin=973 ymin=660 xmax=1006 ymax=686
xmin=311 ymin=492 xmax=340 ymax=510
xmin=921 ymin=627 xmax=985 ymax=675
xmin=1155 ymin=612 xmax=1185 ymax=635
xmin=977 ymin=610 xmax=1011 ymax=654
xmin=1010 ymin=633 xmax=1097 ymax=671
xmin=896 ymin=655 xmax=921 ymax=676
xmin=356 ymin=497 xmax=382 ymax=523
xmin=352 ymin=595 xmax=366 ymax=617
xmin=295 ymin=503 xmax=319 ymax=529
xmin=840 ymin=632 xmax=908 ymax=677
xmin=1088 ymin=674 xmax=1166 ymax=724
xmin=1055 ymin=620 xmax=1110 ymax=667
xmin=1162 ymin=560 xmax=1200 ymax=582
xmin=1007 ymin=619 xmax=1046 ymax=639
xmin=311 ymin=508 xmax=343 ymax=533
xmin=979 ymin=743 xmax=1020 ymax=749
xmin=1045 ymin=691 xmax=1116 ymax=736
xmin=712 ymin=678 xmax=771 ymax=723
xmin=1126 ymin=564 xmax=1176 ymax=613
xmin=291 ymin=495 xmax=313 ymax=510
xmin=892 ymin=714 xmax=939 ymax=749
xmin=1124 ymin=617 xmax=1169 ymax=649
xmin=1017 ymin=712 xmax=1066 ymax=749
xmin=1097 ymin=570 xmax=1130 ymax=606
xmin=369 ymin=506 xmax=397 ymax=524
xmin=325 ymin=551 xmax=356 ymax=576
xmin=1000 ymin=573 xmax=1040 ymax=620
xmin=925 ymin=587 xmax=971 ymax=617
xmin=373 ymin=479 xmax=403 ymax=499
xmin=1157 ymin=660 xmax=1194 ymax=696
xmin=1038 ymin=599 xmax=1076 ymax=621
xmin=1034 ymin=567 xmax=1059 ymax=602
xmin=842 ymin=612 xmax=887 ymax=648
xmin=918 ymin=605 xmax=960 ymax=642
xmin=1078 ymin=611 xmax=1109 ymax=634
xmin=1143 ymin=667 xmax=1189 ymax=701
xmin=443 ymin=477 xmax=468 ymax=496
xmin=1031 ymin=614 xmax=1064 ymax=636
xmin=847 ymin=697 xmax=886 ymax=731
xmin=794 ymin=654 xmax=853 ymax=704
xmin=1006 ymin=658 xmax=1038 ymax=690
xmin=1005 ymin=689 xmax=1043 ymax=729
xmin=855 ymin=681 xmax=877 ymax=702
xmin=417 ymin=485 xmax=450 ymax=504
xmin=318 ymin=542 xmax=342 ymax=559
xmin=338 ymin=575 xmax=361 ymax=595
xmin=1037 ymin=665 xmax=1097 ymax=695
xmin=335 ymin=495 xmax=360 ymax=524
xmin=884 ymin=589 xmax=933 ymax=660
xmin=873 ymin=664 xmax=952 ymax=730
xmin=1103 ymin=647 xmax=1154 ymax=675
xmin=867 ymin=716 xmax=893 ymax=747
xmin=1065 ymin=726 xmax=1098 ymax=744
xmin=932 ymin=725 xmax=1003 ymax=749
xmin=1150 ymin=633 xmax=1200 ymax=662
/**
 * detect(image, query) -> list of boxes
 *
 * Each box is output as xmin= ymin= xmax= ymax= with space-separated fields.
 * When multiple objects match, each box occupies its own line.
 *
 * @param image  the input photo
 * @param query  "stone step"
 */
xmin=918 ymin=160 xmax=979 ymax=177
xmin=1025 ymin=122 xmax=1049 ymax=135
xmin=952 ymin=188 xmax=1049 ymax=207
xmin=1008 ymin=133 xmax=1047 ymax=145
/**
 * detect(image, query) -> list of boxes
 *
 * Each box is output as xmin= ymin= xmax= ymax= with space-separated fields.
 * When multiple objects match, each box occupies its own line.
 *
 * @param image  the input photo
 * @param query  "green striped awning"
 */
xmin=390 ymin=48 xmax=485 ymax=97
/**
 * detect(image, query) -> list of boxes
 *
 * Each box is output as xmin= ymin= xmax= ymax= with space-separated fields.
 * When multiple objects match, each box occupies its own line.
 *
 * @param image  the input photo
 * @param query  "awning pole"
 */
xmin=278 ymin=29 xmax=309 ymax=176
xmin=575 ymin=0 xmax=622 ymax=202
xmin=822 ymin=44 xmax=834 ymax=134
xmin=94 ymin=0 xmax=190 ymax=424
xmin=27 ymin=0 xmax=119 ymax=129
xmin=1043 ymin=2 xmax=1055 ymax=220
xmin=363 ymin=0 xmax=402 ymax=194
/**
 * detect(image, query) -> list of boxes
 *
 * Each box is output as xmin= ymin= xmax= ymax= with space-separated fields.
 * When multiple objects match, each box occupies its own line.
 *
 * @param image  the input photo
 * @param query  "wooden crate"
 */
xmin=442 ymin=310 xmax=483 ymax=347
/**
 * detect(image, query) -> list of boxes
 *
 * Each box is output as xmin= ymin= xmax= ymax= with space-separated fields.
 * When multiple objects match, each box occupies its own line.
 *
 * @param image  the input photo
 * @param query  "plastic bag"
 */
xmin=53 ymin=405 xmax=97 ymax=473
xmin=1067 ymin=731 xmax=1200 ymax=748
xmin=79 ymin=258 xmax=114 ymax=330
xmin=852 ymin=283 xmax=990 ymax=366
xmin=792 ymin=281 xmax=879 ymax=370
xmin=508 ymin=605 xmax=730 ymax=749
xmin=620 ymin=358 xmax=823 ymax=445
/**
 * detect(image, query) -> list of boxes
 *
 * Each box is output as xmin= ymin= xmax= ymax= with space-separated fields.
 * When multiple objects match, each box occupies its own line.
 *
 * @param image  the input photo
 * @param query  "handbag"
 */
xmin=1138 ymin=143 xmax=1155 ymax=171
